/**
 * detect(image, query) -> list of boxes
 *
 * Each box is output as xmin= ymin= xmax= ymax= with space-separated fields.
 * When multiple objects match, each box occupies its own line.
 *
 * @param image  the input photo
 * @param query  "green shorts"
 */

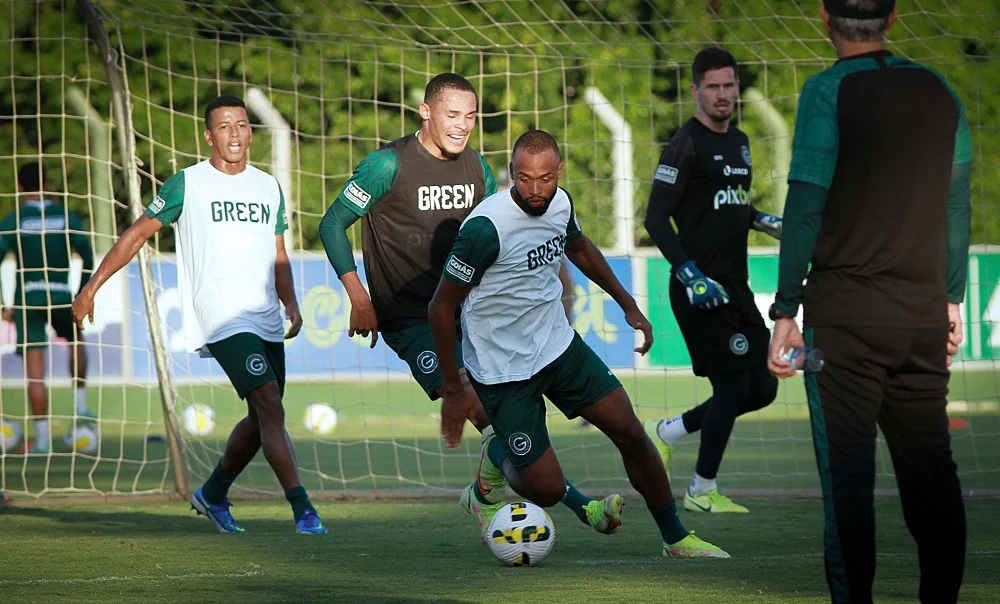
xmin=382 ymin=323 xmax=464 ymax=401
xmin=204 ymin=332 xmax=286 ymax=400
xmin=13 ymin=307 xmax=77 ymax=354
xmin=469 ymin=332 xmax=622 ymax=470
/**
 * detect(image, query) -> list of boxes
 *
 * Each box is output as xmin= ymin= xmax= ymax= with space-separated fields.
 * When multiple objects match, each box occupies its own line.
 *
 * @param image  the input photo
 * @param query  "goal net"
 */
xmin=1 ymin=0 xmax=997 ymax=500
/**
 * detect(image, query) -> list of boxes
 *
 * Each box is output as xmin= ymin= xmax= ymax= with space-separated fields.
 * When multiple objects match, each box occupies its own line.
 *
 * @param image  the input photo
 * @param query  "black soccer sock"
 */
xmin=285 ymin=486 xmax=316 ymax=522
xmin=648 ymin=500 xmax=689 ymax=544
xmin=201 ymin=460 xmax=239 ymax=505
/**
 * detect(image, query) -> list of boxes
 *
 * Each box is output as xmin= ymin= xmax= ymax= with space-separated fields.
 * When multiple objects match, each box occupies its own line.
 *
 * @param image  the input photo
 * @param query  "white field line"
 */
xmin=0 ymin=570 xmax=264 ymax=587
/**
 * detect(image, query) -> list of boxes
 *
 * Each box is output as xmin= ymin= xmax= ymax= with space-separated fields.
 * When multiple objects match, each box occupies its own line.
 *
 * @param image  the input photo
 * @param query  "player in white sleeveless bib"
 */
xmin=430 ymin=130 xmax=729 ymax=558
xmin=72 ymin=95 xmax=326 ymax=535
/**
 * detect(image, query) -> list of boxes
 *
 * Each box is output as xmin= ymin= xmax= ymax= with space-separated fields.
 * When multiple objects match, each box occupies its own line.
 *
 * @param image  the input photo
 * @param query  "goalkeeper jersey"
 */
xmin=646 ymin=117 xmax=755 ymax=285
xmin=0 ymin=200 xmax=92 ymax=308
xmin=333 ymin=133 xmax=496 ymax=332
xmin=145 ymin=160 xmax=288 ymax=351
xmin=443 ymin=187 xmax=582 ymax=384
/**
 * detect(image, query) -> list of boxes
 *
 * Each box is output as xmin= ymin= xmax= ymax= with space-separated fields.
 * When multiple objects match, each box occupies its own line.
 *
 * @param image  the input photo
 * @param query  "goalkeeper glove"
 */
xmin=676 ymin=261 xmax=730 ymax=310
xmin=752 ymin=211 xmax=782 ymax=240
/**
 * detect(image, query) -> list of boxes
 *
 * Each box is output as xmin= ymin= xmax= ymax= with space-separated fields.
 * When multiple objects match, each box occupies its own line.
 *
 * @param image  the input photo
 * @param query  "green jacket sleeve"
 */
xmin=774 ymin=181 xmax=827 ymax=316
xmin=945 ymin=95 xmax=973 ymax=304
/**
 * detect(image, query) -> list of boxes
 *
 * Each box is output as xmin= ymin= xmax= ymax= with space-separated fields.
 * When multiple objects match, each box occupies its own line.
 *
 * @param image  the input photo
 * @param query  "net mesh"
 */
xmin=1 ymin=0 xmax=997 ymax=499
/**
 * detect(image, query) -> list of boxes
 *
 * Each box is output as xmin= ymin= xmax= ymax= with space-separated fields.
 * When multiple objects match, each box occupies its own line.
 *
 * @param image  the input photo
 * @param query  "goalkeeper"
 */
xmin=0 ymin=162 xmax=95 ymax=456
xmin=641 ymin=48 xmax=779 ymax=513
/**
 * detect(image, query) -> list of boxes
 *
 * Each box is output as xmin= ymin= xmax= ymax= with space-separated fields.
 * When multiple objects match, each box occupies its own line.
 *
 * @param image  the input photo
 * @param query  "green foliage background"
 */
xmin=1 ymin=0 xmax=996 ymax=251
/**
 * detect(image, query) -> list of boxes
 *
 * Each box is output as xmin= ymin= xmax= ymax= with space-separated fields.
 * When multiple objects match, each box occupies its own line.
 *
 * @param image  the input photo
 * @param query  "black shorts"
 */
xmin=669 ymin=279 xmax=768 ymax=377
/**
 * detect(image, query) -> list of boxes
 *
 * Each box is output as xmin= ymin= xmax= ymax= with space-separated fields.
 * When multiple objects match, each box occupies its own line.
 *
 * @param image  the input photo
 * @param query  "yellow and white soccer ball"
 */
xmin=182 ymin=403 xmax=215 ymax=436
xmin=64 ymin=424 xmax=99 ymax=455
xmin=487 ymin=502 xmax=556 ymax=567
xmin=303 ymin=404 xmax=338 ymax=436
xmin=1 ymin=418 xmax=23 ymax=453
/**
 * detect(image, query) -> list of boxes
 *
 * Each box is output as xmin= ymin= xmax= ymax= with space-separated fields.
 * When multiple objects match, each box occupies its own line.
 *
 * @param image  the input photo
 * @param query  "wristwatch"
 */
xmin=768 ymin=303 xmax=796 ymax=321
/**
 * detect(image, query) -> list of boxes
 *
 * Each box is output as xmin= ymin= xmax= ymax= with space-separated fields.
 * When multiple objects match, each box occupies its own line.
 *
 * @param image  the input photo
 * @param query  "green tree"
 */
xmin=3 ymin=0 xmax=996 ymax=253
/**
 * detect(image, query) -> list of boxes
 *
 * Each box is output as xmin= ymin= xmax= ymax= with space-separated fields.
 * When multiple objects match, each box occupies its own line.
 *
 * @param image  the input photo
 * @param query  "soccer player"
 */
xmin=319 ymin=74 xmax=618 ymax=537
xmin=72 ymin=95 xmax=326 ymax=535
xmin=430 ymin=129 xmax=729 ymax=558
xmin=641 ymin=47 xmax=780 ymax=513
xmin=767 ymin=1 xmax=971 ymax=601
xmin=0 ymin=162 xmax=95 ymax=455
xmin=318 ymin=73 xmax=495 ymax=431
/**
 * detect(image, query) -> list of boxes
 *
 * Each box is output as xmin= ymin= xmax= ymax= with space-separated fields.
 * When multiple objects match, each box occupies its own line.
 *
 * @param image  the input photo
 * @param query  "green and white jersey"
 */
xmin=0 ymin=200 xmax=92 ymax=308
xmin=443 ymin=187 xmax=582 ymax=384
xmin=145 ymin=160 xmax=288 ymax=352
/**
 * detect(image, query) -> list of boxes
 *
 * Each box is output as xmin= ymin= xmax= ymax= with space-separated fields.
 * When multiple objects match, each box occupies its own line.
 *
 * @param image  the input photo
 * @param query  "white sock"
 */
xmin=689 ymin=473 xmax=717 ymax=496
xmin=656 ymin=415 xmax=689 ymax=446
xmin=35 ymin=419 xmax=50 ymax=446
xmin=75 ymin=388 xmax=90 ymax=415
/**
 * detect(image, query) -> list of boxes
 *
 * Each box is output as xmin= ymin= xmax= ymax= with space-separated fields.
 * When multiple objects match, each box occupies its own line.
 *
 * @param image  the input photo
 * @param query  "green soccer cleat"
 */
xmin=475 ymin=430 xmax=506 ymax=505
xmin=683 ymin=489 xmax=749 ymax=513
xmin=663 ymin=531 xmax=731 ymax=559
xmin=643 ymin=419 xmax=673 ymax=479
xmin=459 ymin=483 xmax=505 ymax=545
xmin=584 ymin=493 xmax=625 ymax=534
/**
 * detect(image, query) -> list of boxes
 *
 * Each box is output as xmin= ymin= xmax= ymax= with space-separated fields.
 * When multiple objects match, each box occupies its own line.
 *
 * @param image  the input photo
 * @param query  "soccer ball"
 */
xmin=487 ymin=502 xmax=556 ymax=567
xmin=64 ymin=424 xmax=99 ymax=455
xmin=1 ymin=419 xmax=23 ymax=453
xmin=182 ymin=403 xmax=215 ymax=436
xmin=303 ymin=404 xmax=338 ymax=436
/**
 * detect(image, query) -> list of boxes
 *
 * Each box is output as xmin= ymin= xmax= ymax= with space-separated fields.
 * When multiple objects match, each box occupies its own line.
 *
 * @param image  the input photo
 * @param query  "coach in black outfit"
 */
xmin=768 ymin=1 xmax=972 ymax=602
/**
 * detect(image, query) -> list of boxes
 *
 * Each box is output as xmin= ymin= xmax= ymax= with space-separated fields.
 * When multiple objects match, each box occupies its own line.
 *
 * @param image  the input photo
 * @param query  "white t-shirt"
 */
xmin=145 ymin=160 xmax=288 ymax=352
xmin=443 ymin=187 xmax=582 ymax=384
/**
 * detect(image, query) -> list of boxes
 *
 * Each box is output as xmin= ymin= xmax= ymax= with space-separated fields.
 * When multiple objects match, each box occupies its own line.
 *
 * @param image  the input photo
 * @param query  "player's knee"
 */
xmin=610 ymin=420 xmax=649 ymax=459
xmin=247 ymin=382 xmax=285 ymax=424
xmin=710 ymin=372 xmax=753 ymax=410
xmin=532 ymin=484 xmax=565 ymax=508
xmin=747 ymin=372 xmax=778 ymax=412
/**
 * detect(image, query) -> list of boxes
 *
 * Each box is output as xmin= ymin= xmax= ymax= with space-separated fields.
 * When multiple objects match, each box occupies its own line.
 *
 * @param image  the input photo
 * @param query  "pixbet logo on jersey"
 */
xmin=713 ymin=185 xmax=750 ymax=210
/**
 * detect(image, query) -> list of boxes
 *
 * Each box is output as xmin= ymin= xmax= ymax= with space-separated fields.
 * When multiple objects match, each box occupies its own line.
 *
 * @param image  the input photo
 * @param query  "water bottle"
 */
xmin=782 ymin=347 xmax=824 ymax=373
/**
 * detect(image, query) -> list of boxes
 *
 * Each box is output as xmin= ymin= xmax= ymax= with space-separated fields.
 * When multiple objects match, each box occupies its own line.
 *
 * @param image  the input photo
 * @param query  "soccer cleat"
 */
xmin=295 ymin=509 xmax=327 ymax=535
xmin=0 ymin=492 xmax=8 ymax=505
xmin=584 ymin=493 xmax=625 ymax=534
xmin=190 ymin=487 xmax=246 ymax=533
xmin=684 ymin=489 xmax=749 ymax=513
xmin=459 ymin=483 xmax=504 ymax=544
xmin=643 ymin=419 xmax=673 ymax=479
xmin=663 ymin=532 xmax=731 ymax=559
xmin=475 ymin=430 xmax=506 ymax=505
